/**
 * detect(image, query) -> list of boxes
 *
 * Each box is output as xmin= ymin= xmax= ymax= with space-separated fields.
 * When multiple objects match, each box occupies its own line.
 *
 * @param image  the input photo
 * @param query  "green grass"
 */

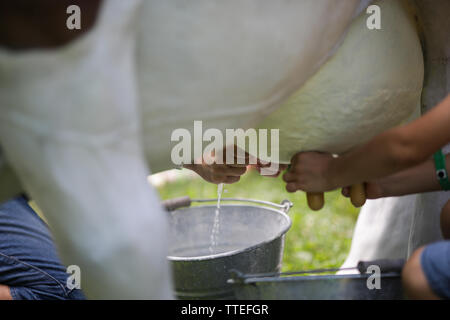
xmin=156 ymin=169 xmax=360 ymax=272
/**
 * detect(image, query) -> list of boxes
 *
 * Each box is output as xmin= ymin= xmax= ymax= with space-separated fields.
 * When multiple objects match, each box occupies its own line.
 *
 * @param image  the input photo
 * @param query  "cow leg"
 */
xmin=0 ymin=0 xmax=173 ymax=298
xmin=0 ymin=122 xmax=173 ymax=299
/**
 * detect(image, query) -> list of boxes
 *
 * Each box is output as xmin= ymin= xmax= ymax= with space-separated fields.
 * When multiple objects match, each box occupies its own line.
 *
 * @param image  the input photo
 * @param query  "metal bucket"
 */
xmin=228 ymin=259 xmax=405 ymax=300
xmin=165 ymin=198 xmax=292 ymax=299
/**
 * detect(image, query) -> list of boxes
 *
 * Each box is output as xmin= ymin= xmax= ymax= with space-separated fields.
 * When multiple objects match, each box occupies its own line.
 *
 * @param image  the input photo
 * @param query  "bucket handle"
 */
xmin=162 ymin=196 xmax=293 ymax=213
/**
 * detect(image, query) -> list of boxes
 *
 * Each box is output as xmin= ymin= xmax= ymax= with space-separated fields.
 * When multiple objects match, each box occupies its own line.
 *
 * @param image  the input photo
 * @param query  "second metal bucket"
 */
xmin=228 ymin=259 xmax=406 ymax=300
xmin=165 ymin=198 xmax=292 ymax=299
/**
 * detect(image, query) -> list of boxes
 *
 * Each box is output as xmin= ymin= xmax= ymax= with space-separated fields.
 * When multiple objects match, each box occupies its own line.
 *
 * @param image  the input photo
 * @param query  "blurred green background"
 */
xmin=156 ymin=168 xmax=361 ymax=272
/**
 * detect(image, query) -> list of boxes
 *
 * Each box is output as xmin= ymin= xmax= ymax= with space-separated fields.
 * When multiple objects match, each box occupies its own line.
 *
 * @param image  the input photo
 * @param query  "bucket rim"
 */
xmin=167 ymin=203 xmax=292 ymax=262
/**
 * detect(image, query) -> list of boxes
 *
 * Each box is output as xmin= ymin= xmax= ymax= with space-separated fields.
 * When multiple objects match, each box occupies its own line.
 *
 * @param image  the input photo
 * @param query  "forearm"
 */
xmin=376 ymin=157 xmax=444 ymax=197
xmin=331 ymin=95 xmax=450 ymax=189
xmin=331 ymin=128 xmax=421 ymax=188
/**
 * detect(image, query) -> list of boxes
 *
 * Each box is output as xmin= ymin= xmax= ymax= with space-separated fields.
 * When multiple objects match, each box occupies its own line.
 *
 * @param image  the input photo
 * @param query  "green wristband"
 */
xmin=433 ymin=149 xmax=450 ymax=191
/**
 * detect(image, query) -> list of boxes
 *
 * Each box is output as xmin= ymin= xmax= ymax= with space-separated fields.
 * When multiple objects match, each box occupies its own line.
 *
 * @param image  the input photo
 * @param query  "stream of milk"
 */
xmin=209 ymin=183 xmax=223 ymax=254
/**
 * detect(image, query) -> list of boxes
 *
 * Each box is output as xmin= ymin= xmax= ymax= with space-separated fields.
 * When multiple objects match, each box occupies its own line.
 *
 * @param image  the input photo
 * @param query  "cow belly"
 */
xmin=256 ymin=0 xmax=423 ymax=163
xmin=138 ymin=0 xmax=360 ymax=172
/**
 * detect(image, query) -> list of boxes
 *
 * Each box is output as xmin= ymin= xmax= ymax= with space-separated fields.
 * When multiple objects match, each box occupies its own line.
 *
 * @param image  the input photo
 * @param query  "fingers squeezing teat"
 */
xmin=283 ymin=152 xmax=366 ymax=210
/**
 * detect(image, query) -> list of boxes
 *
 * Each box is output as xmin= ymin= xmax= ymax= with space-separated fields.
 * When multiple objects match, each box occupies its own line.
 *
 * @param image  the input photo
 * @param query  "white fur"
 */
xmin=0 ymin=0 xmax=361 ymax=298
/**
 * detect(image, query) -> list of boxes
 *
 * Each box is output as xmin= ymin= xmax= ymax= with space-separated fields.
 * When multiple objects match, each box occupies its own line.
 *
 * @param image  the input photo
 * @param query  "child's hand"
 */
xmin=184 ymin=145 xmax=249 ymax=184
xmin=282 ymin=151 xmax=336 ymax=192
xmin=185 ymin=162 xmax=247 ymax=184
xmin=341 ymin=182 xmax=384 ymax=200
xmin=249 ymin=162 xmax=288 ymax=177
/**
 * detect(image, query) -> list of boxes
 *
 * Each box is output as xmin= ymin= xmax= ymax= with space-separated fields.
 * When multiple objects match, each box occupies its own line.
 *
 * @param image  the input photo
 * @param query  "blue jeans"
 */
xmin=0 ymin=196 xmax=85 ymax=300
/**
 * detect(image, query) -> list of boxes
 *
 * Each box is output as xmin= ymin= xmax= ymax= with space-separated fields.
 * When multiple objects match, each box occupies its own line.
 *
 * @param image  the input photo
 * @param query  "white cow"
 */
xmin=0 ymin=0 xmax=432 ymax=298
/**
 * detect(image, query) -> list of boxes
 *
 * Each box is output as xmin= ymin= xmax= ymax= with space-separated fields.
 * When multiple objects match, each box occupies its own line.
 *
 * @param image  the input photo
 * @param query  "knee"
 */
xmin=402 ymin=247 xmax=423 ymax=298
xmin=402 ymin=247 xmax=439 ymax=299
xmin=0 ymin=285 xmax=12 ymax=300
xmin=440 ymin=200 xmax=450 ymax=239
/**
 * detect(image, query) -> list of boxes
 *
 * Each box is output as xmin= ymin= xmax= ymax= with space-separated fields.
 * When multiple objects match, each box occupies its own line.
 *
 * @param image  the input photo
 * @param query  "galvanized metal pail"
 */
xmin=165 ymin=198 xmax=292 ymax=299
xmin=228 ymin=259 xmax=406 ymax=300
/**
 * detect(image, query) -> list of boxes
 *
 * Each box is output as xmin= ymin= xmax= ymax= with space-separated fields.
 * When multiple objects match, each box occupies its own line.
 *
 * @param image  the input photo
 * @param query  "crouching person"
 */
xmin=0 ymin=195 xmax=85 ymax=300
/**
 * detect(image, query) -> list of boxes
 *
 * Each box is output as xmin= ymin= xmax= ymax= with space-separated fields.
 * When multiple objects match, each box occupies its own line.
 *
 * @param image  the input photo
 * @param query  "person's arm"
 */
xmin=284 ymin=94 xmax=450 ymax=192
xmin=373 ymin=157 xmax=443 ymax=197
xmin=332 ymin=94 xmax=450 ymax=188
xmin=342 ymin=155 xmax=449 ymax=199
